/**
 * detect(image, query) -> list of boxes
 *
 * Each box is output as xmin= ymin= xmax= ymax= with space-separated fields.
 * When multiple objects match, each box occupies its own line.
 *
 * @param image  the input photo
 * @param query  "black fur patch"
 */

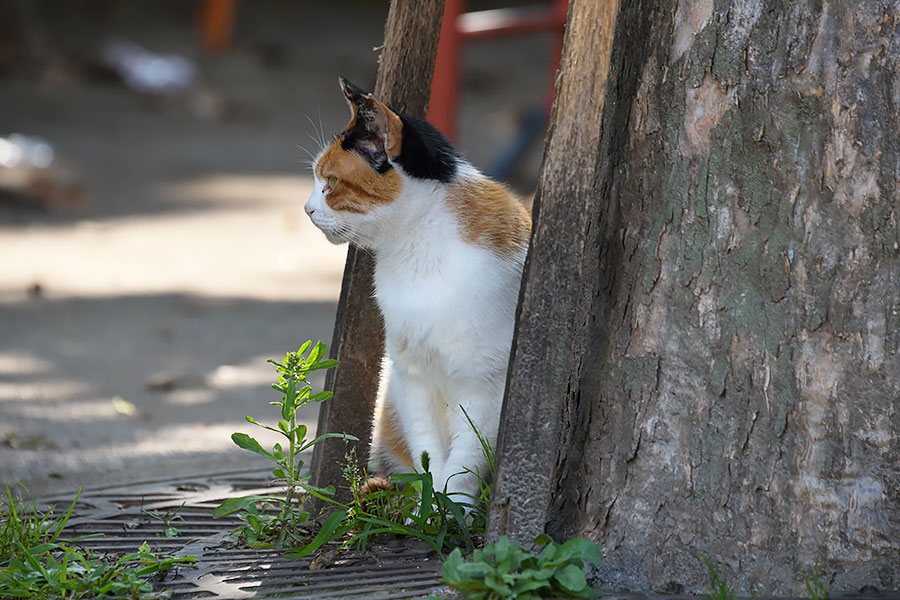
xmin=340 ymin=123 xmax=392 ymax=174
xmin=394 ymin=115 xmax=460 ymax=183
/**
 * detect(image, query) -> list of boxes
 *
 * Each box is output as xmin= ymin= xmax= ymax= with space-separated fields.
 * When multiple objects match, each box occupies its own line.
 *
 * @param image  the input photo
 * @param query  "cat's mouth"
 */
xmin=323 ymin=229 xmax=348 ymax=245
xmin=308 ymin=213 xmax=349 ymax=245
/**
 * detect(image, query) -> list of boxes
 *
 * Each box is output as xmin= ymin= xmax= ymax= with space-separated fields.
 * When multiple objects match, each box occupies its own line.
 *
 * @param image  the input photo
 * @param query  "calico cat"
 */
xmin=304 ymin=77 xmax=530 ymax=500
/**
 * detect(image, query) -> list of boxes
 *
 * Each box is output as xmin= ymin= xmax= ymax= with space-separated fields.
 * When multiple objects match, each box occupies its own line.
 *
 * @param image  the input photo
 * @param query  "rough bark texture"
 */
xmin=309 ymin=0 xmax=444 ymax=507
xmin=550 ymin=0 xmax=899 ymax=594
xmin=487 ymin=0 xmax=620 ymax=544
xmin=497 ymin=0 xmax=899 ymax=595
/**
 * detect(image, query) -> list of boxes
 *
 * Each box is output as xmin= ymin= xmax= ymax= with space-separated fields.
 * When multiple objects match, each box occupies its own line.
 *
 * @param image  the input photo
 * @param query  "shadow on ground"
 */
xmin=0 ymin=293 xmax=338 ymax=495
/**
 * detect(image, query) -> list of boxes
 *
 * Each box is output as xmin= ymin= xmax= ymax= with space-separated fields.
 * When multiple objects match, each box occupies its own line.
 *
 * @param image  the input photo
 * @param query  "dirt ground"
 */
xmin=0 ymin=1 xmax=550 ymax=497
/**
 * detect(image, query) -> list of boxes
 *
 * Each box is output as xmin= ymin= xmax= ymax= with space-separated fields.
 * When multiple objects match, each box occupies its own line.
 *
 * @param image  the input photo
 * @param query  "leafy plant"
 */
xmin=454 ymin=405 xmax=495 ymax=535
xmin=1 ymin=485 xmax=195 ymax=599
xmin=1 ymin=540 xmax=195 ymax=599
xmin=803 ymin=558 xmax=828 ymax=600
xmin=216 ymin=340 xmax=499 ymax=560
xmin=324 ymin=449 xmax=481 ymax=559
xmin=142 ymin=502 xmax=185 ymax=538
xmin=1 ymin=485 xmax=82 ymax=564
xmin=442 ymin=534 xmax=603 ymax=599
xmin=213 ymin=340 xmax=357 ymax=548
xmin=321 ymin=406 xmax=499 ymax=560
xmin=701 ymin=554 xmax=738 ymax=600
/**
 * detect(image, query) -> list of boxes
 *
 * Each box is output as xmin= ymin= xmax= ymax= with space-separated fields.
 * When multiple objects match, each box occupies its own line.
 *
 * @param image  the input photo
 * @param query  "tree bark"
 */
xmin=309 ymin=0 xmax=445 ymax=508
xmin=487 ymin=0 xmax=620 ymax=546
xmin=498 ymin=0 xmax=900 ymax=594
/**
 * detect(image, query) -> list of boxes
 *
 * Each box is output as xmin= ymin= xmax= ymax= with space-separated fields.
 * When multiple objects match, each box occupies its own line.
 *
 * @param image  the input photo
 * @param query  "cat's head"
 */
xmin=304 ymin=78 xmax=405 ymax=246
xmin=304 ymin=77 xmax=460 ymax=247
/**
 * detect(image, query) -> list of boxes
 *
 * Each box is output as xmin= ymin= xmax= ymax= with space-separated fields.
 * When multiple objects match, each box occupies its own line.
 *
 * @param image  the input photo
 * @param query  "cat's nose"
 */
xmin=304 ymin=203 xmax=315 ymax=216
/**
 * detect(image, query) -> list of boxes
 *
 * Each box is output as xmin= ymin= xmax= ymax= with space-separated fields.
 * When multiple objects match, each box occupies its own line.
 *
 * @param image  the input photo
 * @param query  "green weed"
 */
xmin=1 ymin=485 xmax=195 ymax=599
xmin=803 ymin=558 xmax=828 ymax=600
xmin=213 ymin=340 xmax=358 ymax=548
xmin=442 ymin=534 xmax=603 ymax=599
xmin=326 ymin=449 xmax=482 ymax=559
xmin=455 ymin=405 xmax=495 ymax=534
xmin=311 ymin=404 xmax=499 ymax=559
xmin=216 ymin=340 xmax=496 ymax=560
xmin=701 ymin=554 xmax=738 ymax=600
xmin=1 ymin=485 xmax=81 ymax=563
xmin=142 ymin=502 xmax=185 ymax=538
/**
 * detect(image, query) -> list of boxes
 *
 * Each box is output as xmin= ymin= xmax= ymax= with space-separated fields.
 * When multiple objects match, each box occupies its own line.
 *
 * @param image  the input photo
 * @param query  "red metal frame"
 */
xmin=427 ymin=0 xmax=568 ymax=142
xmin=201 ymin=0 xmax=237 ymax=53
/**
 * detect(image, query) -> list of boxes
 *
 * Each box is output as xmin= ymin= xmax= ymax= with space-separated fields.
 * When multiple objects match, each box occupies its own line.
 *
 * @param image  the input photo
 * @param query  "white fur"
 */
xmin=305 ymin=158 xmax=525 ymax=500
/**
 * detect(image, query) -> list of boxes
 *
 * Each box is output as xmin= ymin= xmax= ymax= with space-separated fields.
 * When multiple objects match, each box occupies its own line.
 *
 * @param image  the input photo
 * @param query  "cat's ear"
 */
xmin=339 ymin=77 xmax=368 ymax=109
xmin=338 ymin=77 xmax=402 ymax=168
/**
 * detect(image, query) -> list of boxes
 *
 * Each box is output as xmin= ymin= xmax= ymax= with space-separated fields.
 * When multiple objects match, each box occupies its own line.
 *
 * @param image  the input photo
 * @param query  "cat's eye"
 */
xmin=327 ymin=175 xmax=338 ymax=189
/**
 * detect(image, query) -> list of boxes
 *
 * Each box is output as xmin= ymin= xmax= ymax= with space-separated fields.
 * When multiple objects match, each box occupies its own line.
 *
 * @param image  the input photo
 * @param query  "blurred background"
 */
xmin=0 ymin=0 xmax=555 ymax=495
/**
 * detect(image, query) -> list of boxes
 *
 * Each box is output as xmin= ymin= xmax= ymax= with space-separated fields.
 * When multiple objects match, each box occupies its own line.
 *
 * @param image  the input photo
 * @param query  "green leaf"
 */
xmin=570 ymin=538 xmax=603 ymax=566
xmin=296 ymin=386 xmax=311 ymax=401
xmin=272 ymin=468 xmax=286 ymax=480
xmin=484 ymin=572 xmax=513 ymax=596
xmin=289 ymin=510 xmax=349 ymax=558
xmin=307 ymin=391 xmax=334 ymax=403
xmin=294 ymin=423 xmax=308 ymax=444
xmin=436 ymin=492 xmax=468 ymax=540
xmin=231 ymin=432 xmax=274 ymax=460
xmin=553 ymin=537 xmax=603 ymax=567
xmin=213 ymin=495 xmax=270 ymax=519
xmin=282 ymin=379 xmax=297 ymax=419
xmin=296 ymin=340 xmax=312 ymax=357
xmin=441 ymin=548 xmax=463 ymax=585
xmin=515 ymin=574 xmax=552 ymax=592
xmin=308 ymin=359 xmax=339 ymax=372
xmin=553 ymin=563 xmax=587 ymax=593
xmin=307 ymin=340 xmax=325 ymax=365
xmin=300 ymin=482 xmax=335 ymax=497
xmin=298 ymin=432 xmax=359 ymax=452
xmin=245 ymin=415 xmax=281 ymax=434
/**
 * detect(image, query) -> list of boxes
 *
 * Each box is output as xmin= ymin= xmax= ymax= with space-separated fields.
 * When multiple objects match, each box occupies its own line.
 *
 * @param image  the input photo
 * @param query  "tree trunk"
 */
xmin=495 ymin=0 xmax=900 ymax=594
xmin=309 ymin=0 xmax=445 ymax=508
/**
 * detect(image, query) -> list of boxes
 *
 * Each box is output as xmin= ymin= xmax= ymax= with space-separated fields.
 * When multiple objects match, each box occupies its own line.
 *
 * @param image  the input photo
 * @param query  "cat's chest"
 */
xmin=375 ymin=255 xmax=469 ymax=323
xmin=373 ymin=244 xmax=488 ymax=348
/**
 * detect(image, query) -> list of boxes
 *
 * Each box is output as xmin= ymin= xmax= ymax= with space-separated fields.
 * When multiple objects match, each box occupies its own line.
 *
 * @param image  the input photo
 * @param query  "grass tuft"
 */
xmin=1 ymin=484 xmax=195 ymax=599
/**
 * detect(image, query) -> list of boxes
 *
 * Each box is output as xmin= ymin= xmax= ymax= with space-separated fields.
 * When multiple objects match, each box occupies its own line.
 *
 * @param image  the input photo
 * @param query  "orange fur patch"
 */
xmin=316 ymin=143 xmax=402 ymax=213
xmin=377 ymin=99 xmax=403 ymax=159
xmin=371 ymin=399 xmax=414 ymax=472
xmin=446 ymin=177 xmax=532 ymax=258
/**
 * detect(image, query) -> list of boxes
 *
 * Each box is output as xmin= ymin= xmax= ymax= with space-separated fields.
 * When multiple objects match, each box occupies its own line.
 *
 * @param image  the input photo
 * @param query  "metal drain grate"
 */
xmin=38 ymin=469 xmax=448 ymax=599
xmin=40 ymin=473 xmax=896 ymax=600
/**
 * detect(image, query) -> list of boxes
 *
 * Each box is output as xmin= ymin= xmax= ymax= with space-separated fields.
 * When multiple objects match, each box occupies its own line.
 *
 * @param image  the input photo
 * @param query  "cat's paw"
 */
xmin=435 ymin=471 xmax=479 ymax=505
xmin=357 ymin=475 xmax=399 ymax=515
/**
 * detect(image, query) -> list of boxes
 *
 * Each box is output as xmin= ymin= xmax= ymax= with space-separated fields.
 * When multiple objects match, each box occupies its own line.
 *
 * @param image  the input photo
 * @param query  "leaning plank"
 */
xmin=487 ymin=0 xmax=621 ymax=544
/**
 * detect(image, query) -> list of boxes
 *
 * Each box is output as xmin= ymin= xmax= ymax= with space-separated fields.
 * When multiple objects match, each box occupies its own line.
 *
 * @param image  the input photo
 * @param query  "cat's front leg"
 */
xmin=435 ymin=381 xmax=501 ymax=504
xmin=387 ymin=363 xmax=448 ymax=478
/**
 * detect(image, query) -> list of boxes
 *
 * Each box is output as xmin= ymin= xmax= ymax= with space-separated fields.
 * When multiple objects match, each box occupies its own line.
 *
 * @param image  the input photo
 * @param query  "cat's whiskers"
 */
xmin=296 ymin=145 xmax=319 ymax=173
xmin=335 ymin=223 xmax=377 ymax=253
xmin=304 ymin=113 xmax=328 ymax=153
xmin=317 ymin=110 xmax=326 ymax=151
